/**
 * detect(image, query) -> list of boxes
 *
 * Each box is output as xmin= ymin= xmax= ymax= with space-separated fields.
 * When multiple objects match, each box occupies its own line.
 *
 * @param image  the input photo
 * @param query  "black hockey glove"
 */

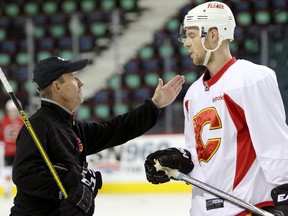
xmin=144 ymin=147 xmax=194 ymax=184
xmin=271 ymin=183 xmax=288 ymax=216
xmin=57 ymin=165 xmax=102 ymax=216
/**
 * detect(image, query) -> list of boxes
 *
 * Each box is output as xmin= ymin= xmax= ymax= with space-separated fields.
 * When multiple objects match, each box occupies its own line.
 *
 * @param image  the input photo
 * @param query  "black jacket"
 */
xmin=10 ymin=99 xmax=160 ymax=215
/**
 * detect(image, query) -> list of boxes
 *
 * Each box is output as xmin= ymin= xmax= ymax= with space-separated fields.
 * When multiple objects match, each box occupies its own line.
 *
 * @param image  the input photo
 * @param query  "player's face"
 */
xmin=56 ymin=72 xmax=84 ymax=111
xmin=183 ymin=27 xmax=206 ymax=65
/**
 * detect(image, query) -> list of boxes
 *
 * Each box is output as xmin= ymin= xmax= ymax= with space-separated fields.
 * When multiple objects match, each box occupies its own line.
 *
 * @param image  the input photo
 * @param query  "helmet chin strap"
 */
xmin=200 ymin=36 xmax=223 ymax=67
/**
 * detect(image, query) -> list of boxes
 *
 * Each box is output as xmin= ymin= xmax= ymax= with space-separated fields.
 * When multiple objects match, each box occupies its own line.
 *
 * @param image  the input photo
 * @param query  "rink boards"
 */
xmin=0 ymin=134 xmax=191 ymax=196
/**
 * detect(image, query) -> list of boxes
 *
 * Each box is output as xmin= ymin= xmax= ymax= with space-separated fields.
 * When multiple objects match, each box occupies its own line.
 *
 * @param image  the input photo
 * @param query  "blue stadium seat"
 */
xmin=37 ymin=37 xmax=55 ymax=51
xmin=0 ymin=40 xmax=17 ymax=54
xmin=79 ymin=35 xmax=95 ymax=52
xmin=57 ymin=36 xmax=73 ymax=50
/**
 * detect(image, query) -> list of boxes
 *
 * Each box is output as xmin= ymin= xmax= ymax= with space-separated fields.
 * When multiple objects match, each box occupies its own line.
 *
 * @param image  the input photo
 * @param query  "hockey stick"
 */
xmin=154 ymin=160 xmax=274 ymax=216
xmin=0 ymin=68 xmax=68 ymax=199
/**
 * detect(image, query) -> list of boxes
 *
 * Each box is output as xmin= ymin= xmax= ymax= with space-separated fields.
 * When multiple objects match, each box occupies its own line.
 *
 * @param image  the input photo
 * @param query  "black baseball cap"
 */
xmin=33 ymin=56 xmax=89 ymax=90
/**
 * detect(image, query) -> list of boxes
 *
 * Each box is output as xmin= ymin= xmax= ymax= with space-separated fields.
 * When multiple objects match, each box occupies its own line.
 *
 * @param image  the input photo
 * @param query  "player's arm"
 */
xmin=144 ymin=147 xmax=194 ymax=184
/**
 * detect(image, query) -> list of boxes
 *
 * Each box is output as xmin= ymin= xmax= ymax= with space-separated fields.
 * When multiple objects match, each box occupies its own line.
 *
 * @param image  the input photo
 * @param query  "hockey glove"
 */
xmin=144 ymin=147 xmax=194 ymax=184
xmin=58 ymin=165 xmax=102 ymax=216
xmin=271 ymin=183 xmax=288 ymax=216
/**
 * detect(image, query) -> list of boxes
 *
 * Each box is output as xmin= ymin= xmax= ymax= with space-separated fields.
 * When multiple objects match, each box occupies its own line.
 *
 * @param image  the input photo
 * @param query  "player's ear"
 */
xmin=210 ymin=27 xmax=219 ymax=40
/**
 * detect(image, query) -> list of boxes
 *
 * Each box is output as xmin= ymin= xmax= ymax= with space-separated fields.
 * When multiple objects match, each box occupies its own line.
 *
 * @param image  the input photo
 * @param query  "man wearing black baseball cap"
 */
xmin=33 ymin=56 xmax=89 ymax=90
xmin=10 ymin=56 xmax=185 ymax=215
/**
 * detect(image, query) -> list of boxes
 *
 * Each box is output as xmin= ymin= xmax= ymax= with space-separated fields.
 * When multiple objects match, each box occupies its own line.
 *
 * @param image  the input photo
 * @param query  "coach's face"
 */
xmin=53 ymin=72 xmax=84 ymax=111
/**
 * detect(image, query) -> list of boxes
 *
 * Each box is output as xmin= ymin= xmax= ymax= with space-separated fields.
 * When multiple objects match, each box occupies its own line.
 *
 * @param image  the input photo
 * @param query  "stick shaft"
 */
xmin=179 ymin=174 xmax=273 ymax=216
xmin=154 ymin=161 xmax=273 ymax=216
xmin=0 ymin=68 xmax=68 ymax=199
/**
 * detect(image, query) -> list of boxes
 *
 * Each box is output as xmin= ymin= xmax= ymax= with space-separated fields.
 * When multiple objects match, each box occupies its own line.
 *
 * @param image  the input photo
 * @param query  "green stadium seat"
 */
xmin=0 ymin=29 xmax=6 ymax=42
xmin=80 ymin=0 xmax=96 ymax=13
xmin=24 ymin=80 xmax=37 ymax=94
xmin=100 ymin=0 xmax=116 ymax=12
xmin=184 ymin=71 xmax=198 ymax=84
xmin=123 ymin=73 xmax=141 ymax=89
xmin=178 ymin=45 xmax=189 ymax=56
xmin=120 ymin=0 xmax=137 ymax=12
xmin=62 ymin=0 xmax=78 ymax=14
xmin=107 ymin=75 xmax=121 ymax=90
xmin=4 ymin=4 xmax=20 ymax=17
xmin=42 ymin=1 xmax=58 ymax=15
xmin=90 ymin=23 xmax=108 ymax=38
xmin=165 ymin=17 xmax=180 ymax=33
xmin=58 ymin=50 xmax=75 ymax=60
xmin=36 ymin=51 xmax=52 ymax=62
xmin=158 ymin=44 xmax=174 ymax=58
xmin=24 ymin=2 xmax=39 ymax=16
xmin=274 ymin=10 xmax=288 ymax=24
xmin=229 ymin=41 xmax=239 ymax=54
xmin=163 ymin=71 xmax=177 ymax=83
xmin=113 ymin=103 xmax=129 ymax=115
xmin=255 ymin=11 xmax=271 ymax=25
xmin=33 ymin=26 xmax=46 ymax=39
xmin=77 ymin=104 xmax=91 ymax=120
xmin=244 ymin=39 xmax=260 ymax=54
xmin=138 ymin=45 xmax=155 ymax=60
xmin=0 ymin=54 xmax=11 ymax=66
xmin=50 ymin=25 xmax=66 ymax=38
xmin=15 ymin=52 xmax=30 ymax=65
xmin=236 ymin=12 xmax=252 ymax=26
xmin=78 ymin=25 xmax=87 ymax=37
xmin=94 ymin=104 xmax=110 ymax=119
xmin=143 ymin=72 xmax=160 ymax=87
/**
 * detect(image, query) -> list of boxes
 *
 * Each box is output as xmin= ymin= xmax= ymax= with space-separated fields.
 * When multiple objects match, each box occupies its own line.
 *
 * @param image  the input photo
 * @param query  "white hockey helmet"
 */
xmin=179 ymin=1 xmax=236 ymax=43
xmin=5 ymin=99 xmax=17 ymax=111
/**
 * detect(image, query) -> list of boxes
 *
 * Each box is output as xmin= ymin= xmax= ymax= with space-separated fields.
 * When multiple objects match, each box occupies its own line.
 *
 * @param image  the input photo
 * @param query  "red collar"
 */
xmin=202 ymin=57 xmax=237 ymax=91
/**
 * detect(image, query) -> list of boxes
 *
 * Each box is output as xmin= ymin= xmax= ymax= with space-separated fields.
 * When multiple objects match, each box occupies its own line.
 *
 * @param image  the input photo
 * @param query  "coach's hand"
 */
xmin=144 ymin=147 xmax=194 ymax=184
xmin=58 ymin=166 xmax=102 ymax=216
xmin=271 ymin=184 xmax=288 ymax=216
xmin=151 ymin=75 xmax=185 ymax=109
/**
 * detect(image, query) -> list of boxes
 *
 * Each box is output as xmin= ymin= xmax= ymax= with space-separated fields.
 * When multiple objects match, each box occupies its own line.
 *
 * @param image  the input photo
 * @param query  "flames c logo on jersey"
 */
xmin=193 ymin=107 xmax=222 ymax=163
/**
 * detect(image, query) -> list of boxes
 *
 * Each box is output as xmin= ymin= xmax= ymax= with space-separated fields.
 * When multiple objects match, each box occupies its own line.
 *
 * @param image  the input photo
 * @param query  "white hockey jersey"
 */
xmin=183 ymin=58 xmax=288 ymax=216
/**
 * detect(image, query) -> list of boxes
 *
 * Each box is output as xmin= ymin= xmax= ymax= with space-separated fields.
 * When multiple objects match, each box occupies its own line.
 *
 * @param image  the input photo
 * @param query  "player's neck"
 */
xmin=206 ymin=47 xmax=232 ymax=76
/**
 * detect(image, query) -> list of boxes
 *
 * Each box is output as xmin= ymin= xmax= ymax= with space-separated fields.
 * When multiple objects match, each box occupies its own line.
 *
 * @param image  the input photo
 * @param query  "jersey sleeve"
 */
xmin=240 ymin=71 xmax=288 ymax=185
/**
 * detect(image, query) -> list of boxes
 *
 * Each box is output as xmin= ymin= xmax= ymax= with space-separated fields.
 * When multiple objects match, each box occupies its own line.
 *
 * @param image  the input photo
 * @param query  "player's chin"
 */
xmin=192 ymin=58 xmax=201 ymax=66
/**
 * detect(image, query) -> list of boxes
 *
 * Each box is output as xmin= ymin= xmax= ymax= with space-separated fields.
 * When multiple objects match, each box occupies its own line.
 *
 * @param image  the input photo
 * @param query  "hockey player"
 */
xmin=0 ymin=99 xmax=23 ymax=197
xmin=10 ymin=56 xmax=185 ymax=215
xmin=144 ymin=1 xmax=288 ymax=215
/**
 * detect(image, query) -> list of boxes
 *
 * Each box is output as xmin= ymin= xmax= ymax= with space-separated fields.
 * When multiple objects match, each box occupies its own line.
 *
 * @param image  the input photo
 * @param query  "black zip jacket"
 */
xmin=10 ymin=99 xmax=160 ymax=215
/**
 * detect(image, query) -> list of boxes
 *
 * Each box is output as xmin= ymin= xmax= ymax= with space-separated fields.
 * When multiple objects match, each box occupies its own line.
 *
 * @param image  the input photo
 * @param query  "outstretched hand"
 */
xmin=151 ymin=75 xmax=185 ymax=109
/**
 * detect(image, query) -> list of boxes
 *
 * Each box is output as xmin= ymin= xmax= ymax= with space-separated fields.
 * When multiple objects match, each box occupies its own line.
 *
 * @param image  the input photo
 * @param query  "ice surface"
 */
xmin=0 ymin=193 xmax=191 ymax=216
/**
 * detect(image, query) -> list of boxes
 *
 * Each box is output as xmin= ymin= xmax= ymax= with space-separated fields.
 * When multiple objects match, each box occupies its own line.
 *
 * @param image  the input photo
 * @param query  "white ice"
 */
xmin=0 ymin=193 xmax=191 ymax=216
